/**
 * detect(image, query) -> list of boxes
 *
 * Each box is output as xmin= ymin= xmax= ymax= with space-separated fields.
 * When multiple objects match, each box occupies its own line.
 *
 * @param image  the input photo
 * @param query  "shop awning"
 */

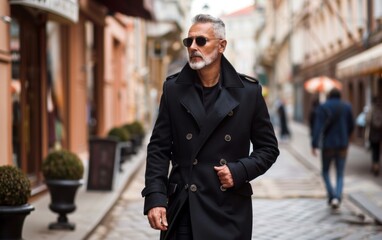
xmin=336 ymin=43 xmax=382 ymax=78
xmin=96 ymin=0 xmax=153 ymax=20
xmin=10 ymin=0 xmax=79 ymax=23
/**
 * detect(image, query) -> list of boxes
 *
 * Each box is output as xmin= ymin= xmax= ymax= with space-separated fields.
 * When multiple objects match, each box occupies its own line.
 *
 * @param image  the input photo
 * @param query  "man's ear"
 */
xmin=219 ymin=39 xmax=227 ymax=53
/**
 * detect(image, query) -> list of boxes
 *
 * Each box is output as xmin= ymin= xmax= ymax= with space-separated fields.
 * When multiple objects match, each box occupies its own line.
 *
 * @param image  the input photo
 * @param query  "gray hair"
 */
xmin=192 ymin=14 xmax=226 ymax=39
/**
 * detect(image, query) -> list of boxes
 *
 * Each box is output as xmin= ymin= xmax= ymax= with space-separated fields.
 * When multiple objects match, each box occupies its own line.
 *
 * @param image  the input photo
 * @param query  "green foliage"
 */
xmin=107 ymin=127 xmax=131 ymax=142
xmin=0 ymin=165 xmax=31 ymax=206
xmin=122 ymin=121 xmax=145 ymax=137
xmin=42 ymin=150 xmax=84 ymax=180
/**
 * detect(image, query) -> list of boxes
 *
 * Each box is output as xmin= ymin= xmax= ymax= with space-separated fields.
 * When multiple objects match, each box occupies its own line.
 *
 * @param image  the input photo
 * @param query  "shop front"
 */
xmin=1 ymin=0 xmax=154 ymax=196
xmin=336 ymin=43 xmax=382 ymax=118
xmin=336 ymin=43 xmax=382 ymax=144
xmin=336 ymin=43 xmax=382 ymax=100
xmin=8 ymin=0 xmax=79 ymax=193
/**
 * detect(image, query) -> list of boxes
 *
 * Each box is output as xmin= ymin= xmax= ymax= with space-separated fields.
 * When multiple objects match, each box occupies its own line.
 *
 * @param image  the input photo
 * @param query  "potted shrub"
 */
xmin=42 ymin=149 xmax=84 ymax=230
xmin=107 ymin=126 xmax=131 ymax=142
xmin=0 ymin=165 xmax=34 ymax=240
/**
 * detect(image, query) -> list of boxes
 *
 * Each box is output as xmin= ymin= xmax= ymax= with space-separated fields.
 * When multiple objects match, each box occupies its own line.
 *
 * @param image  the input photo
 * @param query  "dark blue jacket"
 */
xmin=312 ymin=98 xmax=354 ymax=149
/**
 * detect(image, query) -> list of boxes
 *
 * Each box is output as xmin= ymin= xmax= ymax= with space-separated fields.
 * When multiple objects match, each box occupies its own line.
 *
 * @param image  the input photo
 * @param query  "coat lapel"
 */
xmin=176 ymin=55 xmax=244 ymax=157
xmin=180 ymin=88 xmax=207 ymax=130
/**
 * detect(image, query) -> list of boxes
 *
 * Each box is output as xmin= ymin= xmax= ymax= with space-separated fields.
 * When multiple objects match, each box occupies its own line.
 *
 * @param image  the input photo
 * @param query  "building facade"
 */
xmin=257 ymin=0 xmax=382 ymax=144
xmin=221 ymin=5 xmax=259 ymax=78
xmin=0 ymin=0 xmax=154 ymax=195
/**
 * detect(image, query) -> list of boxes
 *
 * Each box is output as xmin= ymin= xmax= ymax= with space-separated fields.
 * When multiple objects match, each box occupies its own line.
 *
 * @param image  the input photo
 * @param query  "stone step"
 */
xmin=348 ymin=191 xmax=382 ymax=225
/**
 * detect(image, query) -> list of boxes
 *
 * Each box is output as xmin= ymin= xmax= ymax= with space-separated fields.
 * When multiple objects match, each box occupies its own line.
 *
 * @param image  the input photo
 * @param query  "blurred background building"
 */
xmin=256 ymin=0 xmax=382 ymax=145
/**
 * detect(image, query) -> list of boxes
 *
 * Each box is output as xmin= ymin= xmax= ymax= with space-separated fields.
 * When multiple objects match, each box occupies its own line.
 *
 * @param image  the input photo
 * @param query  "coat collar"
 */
xmin=175 ymin=55 xmax=244 ymax=88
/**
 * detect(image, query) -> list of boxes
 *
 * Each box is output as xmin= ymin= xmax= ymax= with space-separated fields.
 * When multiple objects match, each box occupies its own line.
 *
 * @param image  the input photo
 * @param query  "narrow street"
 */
xmin=87 ymin=123 xmax=382 ymax=240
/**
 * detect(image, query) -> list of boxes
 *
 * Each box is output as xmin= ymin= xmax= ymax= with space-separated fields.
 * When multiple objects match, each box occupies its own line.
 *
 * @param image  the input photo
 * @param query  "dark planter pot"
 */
xmin=118 ymin=140 xmax=133 ymax=171
xmin=0 ymin=204 xmax=34 ymax=240
xmin=131 ymin=135 xmax=143 ymax=154
xmin=46 ymin=180 xmax=82 ymax=230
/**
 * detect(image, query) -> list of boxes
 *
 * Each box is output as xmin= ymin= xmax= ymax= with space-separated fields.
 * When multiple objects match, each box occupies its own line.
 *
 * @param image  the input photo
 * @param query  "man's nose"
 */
xmin=189 ymin=39 xmax=198 ymax=49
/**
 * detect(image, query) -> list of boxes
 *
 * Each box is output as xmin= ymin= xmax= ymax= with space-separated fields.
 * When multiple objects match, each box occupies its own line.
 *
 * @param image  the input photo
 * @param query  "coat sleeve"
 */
xmin=141 ymin=82 xmax=172 ymax=215
xmin=228 ymin=85 xmax=279 ymax=188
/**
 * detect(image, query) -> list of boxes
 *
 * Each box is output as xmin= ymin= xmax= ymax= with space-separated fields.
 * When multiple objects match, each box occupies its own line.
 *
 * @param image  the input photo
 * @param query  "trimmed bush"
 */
xmin=107 ymin=127 xmax=131 ymax=142
xmin=122 ymin=121 xmax=145 ymax=137
xmin=0 ymin=165 xmax=31 ymax=206
xmin=42 ymin=150 xmax=84 ymax=180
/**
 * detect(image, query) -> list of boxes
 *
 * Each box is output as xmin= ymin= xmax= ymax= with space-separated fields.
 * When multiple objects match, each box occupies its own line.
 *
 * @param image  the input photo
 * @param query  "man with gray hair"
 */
xmin=142 ymin=14 xmax=279 ymax=240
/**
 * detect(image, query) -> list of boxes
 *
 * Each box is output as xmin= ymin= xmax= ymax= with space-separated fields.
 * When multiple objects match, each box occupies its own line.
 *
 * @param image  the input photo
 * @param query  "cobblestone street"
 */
xmin=87 ymin=141 xmax=382 ymax=240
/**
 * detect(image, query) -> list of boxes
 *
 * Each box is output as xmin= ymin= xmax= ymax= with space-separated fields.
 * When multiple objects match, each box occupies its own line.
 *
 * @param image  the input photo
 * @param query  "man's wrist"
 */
xmin=143 ymin=192 xmax=167 ymax=215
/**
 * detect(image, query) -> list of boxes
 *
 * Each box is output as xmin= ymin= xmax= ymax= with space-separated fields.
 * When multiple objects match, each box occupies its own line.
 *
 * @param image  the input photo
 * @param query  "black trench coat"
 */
xmin=142 ymin=56 xmax=279 ymax=240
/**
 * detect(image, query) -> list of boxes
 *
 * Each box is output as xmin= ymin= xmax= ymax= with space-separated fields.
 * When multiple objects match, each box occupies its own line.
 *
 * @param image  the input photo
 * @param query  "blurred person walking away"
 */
xmin=276 ymin=99 xmax=291 ymax=141
xmin=365 ymin=96 xmax=382 ymax=176
xmin=141 ymin=14 xmax=279 ymax=240
xmin=311 ymin=88 xmax=354 ymax=209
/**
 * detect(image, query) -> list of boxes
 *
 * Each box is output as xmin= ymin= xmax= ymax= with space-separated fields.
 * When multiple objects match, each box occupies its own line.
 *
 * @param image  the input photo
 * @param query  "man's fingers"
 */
xmin=214 ymin=165 xmax=234 ymax=188
xmin=214 ymin=165 xmax=224 ymax=172
xmin=148 ymin=207 xmax=168 ymax=230
xmin=161 ymin=210 xmax=168 ymax=227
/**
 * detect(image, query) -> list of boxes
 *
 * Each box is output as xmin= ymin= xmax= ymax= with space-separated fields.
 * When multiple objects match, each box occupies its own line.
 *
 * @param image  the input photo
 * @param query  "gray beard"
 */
xmin=188 ymin=50 xmax=218 ymax=70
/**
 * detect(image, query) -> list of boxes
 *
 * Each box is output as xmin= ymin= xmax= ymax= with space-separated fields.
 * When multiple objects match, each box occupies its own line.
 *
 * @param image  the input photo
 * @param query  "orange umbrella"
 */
xmin=304 ymin=76 xmax=342 ymax=93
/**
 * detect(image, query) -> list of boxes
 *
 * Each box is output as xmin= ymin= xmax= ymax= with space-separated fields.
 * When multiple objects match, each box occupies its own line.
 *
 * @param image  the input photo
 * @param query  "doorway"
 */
xmin=10 ymin=6 xmax=44 ymax=186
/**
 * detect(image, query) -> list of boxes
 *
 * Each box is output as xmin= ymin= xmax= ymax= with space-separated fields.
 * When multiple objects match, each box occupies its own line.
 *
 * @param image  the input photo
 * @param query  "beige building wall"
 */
xmin=300 ymin=0 xmax=367 ymax=67
xmin=103 ymin=16 xmax=128 ymax=133
xmin=0 ymin=2 xmax=11 ymax=165
xmin=67 ymin=19 xmax=88 ymax=154
xmin=222 ymin=6 xmax=258 ymax=77
xmin=125 ymin=17 xmax=138 ymax=124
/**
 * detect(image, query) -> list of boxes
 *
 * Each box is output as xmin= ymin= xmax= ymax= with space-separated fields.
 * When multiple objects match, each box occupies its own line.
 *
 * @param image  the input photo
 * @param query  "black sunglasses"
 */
xmin=182 ymin=36 xmax=221 ymax=47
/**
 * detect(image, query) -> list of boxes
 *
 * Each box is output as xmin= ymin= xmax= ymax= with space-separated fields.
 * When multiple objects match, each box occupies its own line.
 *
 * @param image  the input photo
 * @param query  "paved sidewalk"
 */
xmin=88 ymin=122 xmax=382 ymax=240
xmin=23 ymin=137 xmax=149 ymax=240
xmin=22 ymin=121 xmax=382 ymax=240
xmin=286 ymin=121 xmax=382 ymax=224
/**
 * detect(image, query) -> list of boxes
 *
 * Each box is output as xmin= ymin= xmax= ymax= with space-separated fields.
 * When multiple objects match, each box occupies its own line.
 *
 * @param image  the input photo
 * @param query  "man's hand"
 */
xmin=214 ymin=165 xmax=234 ymax=188
xmin=147 ymin=207 xmax=168 ymax=231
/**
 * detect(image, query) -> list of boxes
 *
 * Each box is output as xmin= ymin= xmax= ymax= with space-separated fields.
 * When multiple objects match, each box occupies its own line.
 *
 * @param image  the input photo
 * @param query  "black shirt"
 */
xmin=202 ymin=83 xmax=220 ymax=113
xmin=194 ymin=76 xmax=221 ymax=114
